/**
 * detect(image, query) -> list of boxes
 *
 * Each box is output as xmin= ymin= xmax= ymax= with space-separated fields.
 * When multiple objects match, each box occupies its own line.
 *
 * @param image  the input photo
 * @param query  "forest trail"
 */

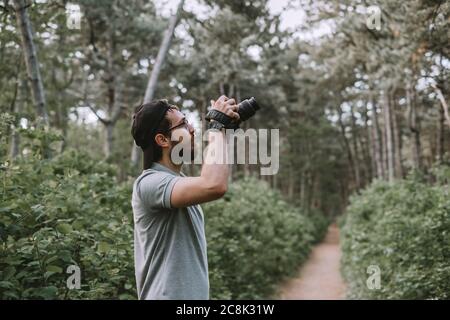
xmin=277 ymin=224 xmax=346 ymax=300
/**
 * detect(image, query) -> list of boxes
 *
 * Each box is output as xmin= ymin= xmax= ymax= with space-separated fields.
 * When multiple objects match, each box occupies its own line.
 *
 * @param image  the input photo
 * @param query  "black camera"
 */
xmin=205 ymin=97 xmax=260 ymax=130
xmin=237 ymin=97 xmax=260 ymax=122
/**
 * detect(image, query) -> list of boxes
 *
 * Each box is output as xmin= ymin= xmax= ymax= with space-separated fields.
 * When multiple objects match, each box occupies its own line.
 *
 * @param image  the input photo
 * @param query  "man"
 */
xmin=130 ymin=96 xmax=239 ymax=300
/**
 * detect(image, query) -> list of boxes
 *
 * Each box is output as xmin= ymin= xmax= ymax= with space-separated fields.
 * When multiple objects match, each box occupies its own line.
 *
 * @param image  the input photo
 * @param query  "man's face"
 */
xmin=166 ymin=108 xmax=195 ymax=161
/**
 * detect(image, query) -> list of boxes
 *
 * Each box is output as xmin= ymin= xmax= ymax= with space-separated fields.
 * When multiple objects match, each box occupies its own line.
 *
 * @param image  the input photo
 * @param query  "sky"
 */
xmin=155 ymin=0 xmax=306 ymax=31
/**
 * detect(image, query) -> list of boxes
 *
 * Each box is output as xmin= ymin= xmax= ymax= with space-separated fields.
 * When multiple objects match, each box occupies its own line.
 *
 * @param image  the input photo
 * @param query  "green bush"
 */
xmin=340 ymin=171 xmax=450 ymax=299
xmin=205 ymin=178 xmax=329 ymax=299
xmin=0 ymin=150 xmax=135 ymax=299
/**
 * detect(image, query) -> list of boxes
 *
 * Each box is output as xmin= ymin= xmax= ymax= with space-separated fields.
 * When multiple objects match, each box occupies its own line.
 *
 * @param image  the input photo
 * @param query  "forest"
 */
xmin=0 ymin=0 xmax=449 ymax=300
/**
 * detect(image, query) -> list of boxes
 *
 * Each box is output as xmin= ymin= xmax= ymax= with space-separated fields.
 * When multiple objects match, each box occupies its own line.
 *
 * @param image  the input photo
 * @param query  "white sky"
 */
xmin=155 ymin=0 xmax=306 ymax=31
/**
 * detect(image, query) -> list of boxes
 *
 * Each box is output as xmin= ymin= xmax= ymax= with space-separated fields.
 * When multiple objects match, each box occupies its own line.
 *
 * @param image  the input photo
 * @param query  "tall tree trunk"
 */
xmin=437 ymin=103 xmax=445 ymax=161
xmin=104 ymin=32 xmax=117 ymax=160
xmin=298 ymin=173 xmax=303 ymax=206
xmin=371 ymin=101 xmax=384 ymax=179
xmin=391 ymin=93 xmax=403 ymax=178
xmin=361 ymin=101 xmax=373 ymax=183
xmin=57 ymin=90 xmax=69 ymax=154
xmin=380 ymin=102 xmax=388 ymax=180
xmin=432 ymin=83 xmax=450 ymax=129
xmin=10 ymin=78 xmax=26 ymax=160
xmin=13 ymin=0 xmax=48 ymax=126
xmin=288 ymin=164 xmax=295 ymax=200
xmin=350 ymin=105 xmax=362 ymax=187
xmin=337 ymin=104 xmax=358 ymax=189
xmin=131 ymin=0 xmax=185 ymax=170
xmin=406 ymin=83 xmax=422 ymax=170
xmin=383 ymin=91 xmax=395 ymax=182
xmin=104 ymin=123 xmax=114 ymax=159
xmin=306 ymin=172 xmax=315 ymax=210
xmin=272 ymin=169 xmax=278 ymax=189
xmin=143 ymin=0 xmax=185 ymax=104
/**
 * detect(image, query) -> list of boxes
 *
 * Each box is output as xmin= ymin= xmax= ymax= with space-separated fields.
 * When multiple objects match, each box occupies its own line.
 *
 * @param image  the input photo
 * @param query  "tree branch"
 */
xmin=85 ymin=102 xmax=108 ymax=125
xmin=80 ymin=67 xmax=108 ymax=125
xmin=110 ymin=77 xmax=124 ymax=124
xmin=431 ymin=83 xmax=450 ymax=129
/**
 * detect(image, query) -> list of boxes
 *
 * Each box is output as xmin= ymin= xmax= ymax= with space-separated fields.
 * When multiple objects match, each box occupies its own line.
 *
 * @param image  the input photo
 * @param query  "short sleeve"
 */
xmin=137 ymin=172 xmax=181 ymax=210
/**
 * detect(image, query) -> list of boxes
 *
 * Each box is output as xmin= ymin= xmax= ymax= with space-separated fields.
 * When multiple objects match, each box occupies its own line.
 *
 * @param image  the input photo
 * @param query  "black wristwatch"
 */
xmin=205 ymin=109 xmax=233 ymax=126
xmin=208 ymin=120 xmax=226 ymax=131
xmin=205 ymin=109 xmax=241 ymax=129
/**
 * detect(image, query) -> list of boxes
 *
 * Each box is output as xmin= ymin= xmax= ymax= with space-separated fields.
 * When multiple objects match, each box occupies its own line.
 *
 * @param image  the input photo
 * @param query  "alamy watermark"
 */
xmin=366 ymin=6 xmax=381 ymax=31
xmin=170 ymin=128 xmax=280 ymax=176
xmin=66 ymin=265 xmax=81 ymax=290
xmin=366 ymin=265 xmax=381 ymax=290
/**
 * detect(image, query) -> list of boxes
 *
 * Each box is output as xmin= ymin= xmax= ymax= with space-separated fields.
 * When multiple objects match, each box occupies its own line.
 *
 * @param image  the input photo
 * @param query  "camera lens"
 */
xmin=237 ymin=97 xmax=260 ymax=122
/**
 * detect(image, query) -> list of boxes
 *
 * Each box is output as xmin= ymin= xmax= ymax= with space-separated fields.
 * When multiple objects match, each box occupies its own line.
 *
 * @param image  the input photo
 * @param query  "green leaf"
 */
xmin=46 ymin=265 xmax=63 ymax=273
xmin=0 ymin=281 xmax=14 ymax=289
xmin=45 ymin=255 xmax=59 ymax=264
xmin=56 ymin=223 xmax=72 ymax=234
xmin=98 ymin=242 xmax=110 ymax=253
xmin=44 ymin=271 xmax=57 ymax=280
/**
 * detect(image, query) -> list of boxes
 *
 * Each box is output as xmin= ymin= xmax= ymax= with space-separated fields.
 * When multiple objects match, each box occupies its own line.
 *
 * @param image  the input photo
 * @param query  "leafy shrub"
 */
xmin=0 ymin=149 xmax=135 ymax=299
xmin=340 ymin=171 xmax=450 ymax=299
xmin=205 ymin=178 xmax=329 ymax=299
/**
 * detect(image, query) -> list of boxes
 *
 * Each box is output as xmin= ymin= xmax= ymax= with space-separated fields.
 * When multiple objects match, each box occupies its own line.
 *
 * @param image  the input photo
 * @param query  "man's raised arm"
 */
xmin=170 ymin=96 xmax=239 ymax=208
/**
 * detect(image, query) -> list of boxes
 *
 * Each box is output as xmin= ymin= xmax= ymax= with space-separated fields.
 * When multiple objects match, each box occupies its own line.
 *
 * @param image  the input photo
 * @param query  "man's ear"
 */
xmin=154 ymin=133 xmax=170 ymax=148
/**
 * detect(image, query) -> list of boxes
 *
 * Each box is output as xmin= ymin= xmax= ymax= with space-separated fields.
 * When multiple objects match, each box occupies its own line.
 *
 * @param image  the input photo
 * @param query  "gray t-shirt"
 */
xmin=131 ymin=162 xmax=209 ymax=300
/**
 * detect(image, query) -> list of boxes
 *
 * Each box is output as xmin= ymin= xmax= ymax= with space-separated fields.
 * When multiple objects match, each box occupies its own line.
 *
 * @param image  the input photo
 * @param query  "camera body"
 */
xmin=205 ymin=97 xmax=260 ymax=130
xmin=237 ymin=97 xmax=260 ymax=122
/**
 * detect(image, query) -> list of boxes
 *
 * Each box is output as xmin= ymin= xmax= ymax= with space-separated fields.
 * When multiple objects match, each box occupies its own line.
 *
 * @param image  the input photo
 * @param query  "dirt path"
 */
xmin=277 ymin=223 xmax=346 ymax=300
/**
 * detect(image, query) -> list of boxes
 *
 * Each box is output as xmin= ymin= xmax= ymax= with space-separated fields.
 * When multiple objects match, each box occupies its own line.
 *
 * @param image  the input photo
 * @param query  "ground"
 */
xmin=277 ymin=224 xmax=346 ymax=300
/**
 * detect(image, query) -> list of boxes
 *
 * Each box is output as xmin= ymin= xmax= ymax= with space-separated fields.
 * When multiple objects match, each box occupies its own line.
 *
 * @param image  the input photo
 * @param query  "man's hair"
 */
xmin=131 ymin=99 xmax=178 ymax=165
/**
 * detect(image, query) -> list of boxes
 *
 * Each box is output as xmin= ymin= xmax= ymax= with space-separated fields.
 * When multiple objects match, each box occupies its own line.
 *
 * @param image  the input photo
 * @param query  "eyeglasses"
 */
xmin=167 ymin=118 xmax=191 ymax=132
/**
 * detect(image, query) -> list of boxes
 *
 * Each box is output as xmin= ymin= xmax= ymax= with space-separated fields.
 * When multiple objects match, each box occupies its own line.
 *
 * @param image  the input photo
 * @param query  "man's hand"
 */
xmin=210 ymin=95 xmax=240 ymax=121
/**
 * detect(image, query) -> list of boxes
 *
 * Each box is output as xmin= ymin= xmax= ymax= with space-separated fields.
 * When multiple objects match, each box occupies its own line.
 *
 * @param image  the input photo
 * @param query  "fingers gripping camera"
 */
xmin=205 ymin=97 xmax=260 ymax=130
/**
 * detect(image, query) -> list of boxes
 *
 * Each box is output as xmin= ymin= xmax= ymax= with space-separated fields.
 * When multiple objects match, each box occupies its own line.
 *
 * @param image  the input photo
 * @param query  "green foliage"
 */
xmin=0 ymin=145 xmax=135 ymax=299
xmin=0 ymin=113 xmax=15 ymax=158
xmin=340 ymin=170 xmax=450 ymax=299
xmin=204 ymin=178 xmax=329 ymax=299
xmin=0 ymin=121 xmax=329 ymax=300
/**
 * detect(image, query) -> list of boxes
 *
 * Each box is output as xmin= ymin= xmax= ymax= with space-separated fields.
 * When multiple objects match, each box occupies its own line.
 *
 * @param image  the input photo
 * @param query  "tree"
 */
xmin=12 ymin=0 xmax=48 ymax=125
xmin=130 ymin=0 xmax=185 ymax=169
